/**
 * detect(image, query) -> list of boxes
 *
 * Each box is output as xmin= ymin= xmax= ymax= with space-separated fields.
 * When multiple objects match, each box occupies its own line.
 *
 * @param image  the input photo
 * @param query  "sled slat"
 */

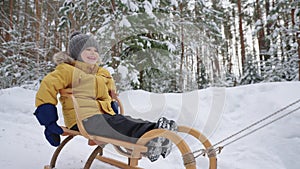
xmin=95 ymin=155 xmax=142 ymax=169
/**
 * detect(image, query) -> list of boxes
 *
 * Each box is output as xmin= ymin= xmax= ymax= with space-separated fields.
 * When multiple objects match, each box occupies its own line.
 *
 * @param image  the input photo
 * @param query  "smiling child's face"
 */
xmin=80 ymin=47 xmax=99 ymax=64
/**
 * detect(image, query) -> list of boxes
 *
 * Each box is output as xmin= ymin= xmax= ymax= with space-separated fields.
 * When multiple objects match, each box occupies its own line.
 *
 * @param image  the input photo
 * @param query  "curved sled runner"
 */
xmin=44 ymin=92 xmax=217 ymax=169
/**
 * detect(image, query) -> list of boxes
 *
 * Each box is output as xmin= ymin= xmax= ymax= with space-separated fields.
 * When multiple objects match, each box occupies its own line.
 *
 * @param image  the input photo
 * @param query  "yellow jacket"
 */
xmin=35 ymin=52 xmax=116 ymax=128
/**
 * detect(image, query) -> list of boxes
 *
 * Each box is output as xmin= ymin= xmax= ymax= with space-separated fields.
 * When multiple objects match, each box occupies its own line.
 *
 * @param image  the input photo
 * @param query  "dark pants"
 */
xmin=81 ymin=114 xmax=157 ymax=143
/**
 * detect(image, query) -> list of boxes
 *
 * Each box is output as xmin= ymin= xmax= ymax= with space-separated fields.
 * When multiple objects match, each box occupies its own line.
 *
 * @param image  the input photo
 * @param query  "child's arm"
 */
xmin=34 ymin=64 xmax=72 ymax=146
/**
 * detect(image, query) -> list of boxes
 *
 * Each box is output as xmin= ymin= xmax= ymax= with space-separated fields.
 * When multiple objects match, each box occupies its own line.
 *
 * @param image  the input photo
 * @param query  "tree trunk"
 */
xmin=232 ymin=6 xmax=241 ymax=77
xmin=111 ymin=0 xmax=116 ymax=12
xmin=110 ymin=0 xmax=120 ymax=69
xmin=179 ymin=2 xmax=184 ymax=92
xmin=35 ymin=0 xmax=41 ymax=47
xmin=223 ymin=19 xmax=232 ymax=73
xmin=256 ymin=0 xmax=269 ymax=62
xmin=292 ymin=5 xmax=300 ymax=80
xmin=298 ymin=31 xmax=300 ymax=81
xmin=84 ymin=0 xmax=90 ymax=32
xmin=16 ymin=0 xmax=20 ymax=32
xmin=0 ymin=0 xmax=3 ymax=40
xmin=45 ymin=0 xmax=49 ymax=56
xmin=179 ymin=29 xmax=184 ymax=91
xmin=5 ymin=0 xmax=14 ymax=42
xmin=54 ymin=1 xmax=60 ymax=51
xmin=265 ymin=0 xmax=271 ymax=36
xmin=22 ymin=0 xmax=28 ymax=41
xmin=196 ymin=47 xmax=201 ymax=89
xmin=34 ymin=0 xmax=41 ymax=77
xmin=237 ymin=0 xmax=246 ymax=72
xmin=68 ymin=8 xmax=75 ymax=30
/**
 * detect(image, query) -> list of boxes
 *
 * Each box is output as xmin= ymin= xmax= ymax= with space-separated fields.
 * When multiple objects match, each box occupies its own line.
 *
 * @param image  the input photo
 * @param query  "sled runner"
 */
xmin=44 ymin=90 xmax=217 ymax=169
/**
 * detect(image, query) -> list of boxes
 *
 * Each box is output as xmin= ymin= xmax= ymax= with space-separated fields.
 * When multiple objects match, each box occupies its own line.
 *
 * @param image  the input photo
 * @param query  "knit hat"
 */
xmin=68 ymin=31 xmax=100 ymax=61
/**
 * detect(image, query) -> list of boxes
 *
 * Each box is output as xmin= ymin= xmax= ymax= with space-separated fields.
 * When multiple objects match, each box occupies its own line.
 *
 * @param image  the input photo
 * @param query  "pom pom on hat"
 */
xmin=68 ymin=31 xmax=100 ymax=60
xmin=70 ymin=31 xmax=82 ymax=40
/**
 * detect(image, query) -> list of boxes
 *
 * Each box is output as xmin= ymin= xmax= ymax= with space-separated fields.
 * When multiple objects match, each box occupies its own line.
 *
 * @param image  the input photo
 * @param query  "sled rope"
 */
xmin=219 ymin=105 xmax=300 ymax=148
xmin=193 ymin=146 xmax=223 ymax=159
xmin=192 ymin=98 xmax=300 ymax=159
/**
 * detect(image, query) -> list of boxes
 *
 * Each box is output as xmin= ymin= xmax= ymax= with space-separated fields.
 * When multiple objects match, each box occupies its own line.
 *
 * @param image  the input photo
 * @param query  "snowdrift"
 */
xmin=0 ymin=82 xmax=299 ymax=169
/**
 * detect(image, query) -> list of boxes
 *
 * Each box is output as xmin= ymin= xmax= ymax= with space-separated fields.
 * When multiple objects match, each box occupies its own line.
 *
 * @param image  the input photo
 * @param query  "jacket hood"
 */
xmin=53 ymin=52 xmax=75 ymax=65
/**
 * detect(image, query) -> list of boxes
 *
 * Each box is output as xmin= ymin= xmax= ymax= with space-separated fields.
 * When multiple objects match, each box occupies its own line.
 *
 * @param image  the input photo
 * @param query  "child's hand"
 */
xmin=34 ymin=103 xmax=63 ymax=147
xmin=109 ymin=90 xmax=118 ymax=100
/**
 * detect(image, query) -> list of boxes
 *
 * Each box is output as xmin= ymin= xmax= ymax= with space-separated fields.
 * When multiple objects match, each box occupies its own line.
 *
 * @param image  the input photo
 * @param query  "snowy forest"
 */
xmin=1 ymin=0 xmax=300 ymax=93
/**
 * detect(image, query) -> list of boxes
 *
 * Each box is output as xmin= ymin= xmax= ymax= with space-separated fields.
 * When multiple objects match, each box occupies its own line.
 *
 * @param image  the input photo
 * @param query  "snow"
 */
xmin=119 ymin=16 xmax=131 ymax=28
xmin=117 ymin=65 xmax=129 ymax=79
xmin=143 ymin=1 xmax=155 ymax=18
xmin=121 ymin=0 xmax=139 ymax=12
xmin=0 ymin=82 xmax=300 ymax=169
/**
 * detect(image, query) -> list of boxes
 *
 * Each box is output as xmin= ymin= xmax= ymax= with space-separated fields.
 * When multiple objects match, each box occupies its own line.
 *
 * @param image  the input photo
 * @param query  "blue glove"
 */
xmin=34 ymin=103 xmax=63 ymax=147
xmin=111 ymin=101 xmax=119 ymax=114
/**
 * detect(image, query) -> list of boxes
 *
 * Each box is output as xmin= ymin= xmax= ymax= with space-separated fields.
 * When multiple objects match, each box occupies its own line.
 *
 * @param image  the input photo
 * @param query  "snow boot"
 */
xmin=156 ymin=117 xmax=178 ymax=158
xmin=145 ymin=137 xmax=165 ymax=162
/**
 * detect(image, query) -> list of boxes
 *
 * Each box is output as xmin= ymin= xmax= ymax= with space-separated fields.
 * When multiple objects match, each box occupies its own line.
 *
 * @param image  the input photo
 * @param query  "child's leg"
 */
xmin=107 ymin=114 xmax=157 ymax=138
xmin=82 ymin=114 xmax=156 ymax=143
xmin=82 ymin=114 xmax=177 ymax=162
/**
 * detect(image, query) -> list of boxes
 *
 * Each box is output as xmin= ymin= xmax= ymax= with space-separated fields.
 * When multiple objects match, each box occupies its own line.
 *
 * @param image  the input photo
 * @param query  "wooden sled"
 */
xmin=44 ymin=91 xmax=217 ymax=169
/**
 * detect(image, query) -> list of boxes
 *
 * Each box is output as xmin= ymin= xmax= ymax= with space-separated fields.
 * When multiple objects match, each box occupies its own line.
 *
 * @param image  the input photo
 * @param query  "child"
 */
xmin=34 ymin=31 xmax=177 ymax=162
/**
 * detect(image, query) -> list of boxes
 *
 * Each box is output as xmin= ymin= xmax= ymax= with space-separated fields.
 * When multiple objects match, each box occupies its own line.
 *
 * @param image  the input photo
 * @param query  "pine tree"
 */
xmin=222 ymin=70 xmax=237 ymax=87
xmin=197 ymin=61 xmax=209 ymax=89
xmin=240 ymin=55 xmax=262 ymax=85
xmin=261 ymin=57 xmax=284 ymax=82
xmin=282 ymin=55 xmax=298 ymax=81
xmin=0 ymin=54 xmax=55 ymax=89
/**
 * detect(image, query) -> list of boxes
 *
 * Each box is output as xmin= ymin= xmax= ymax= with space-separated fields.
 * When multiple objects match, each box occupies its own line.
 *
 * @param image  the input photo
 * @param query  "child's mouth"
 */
xmin=87 ymin=56 xmax=96 ymax=60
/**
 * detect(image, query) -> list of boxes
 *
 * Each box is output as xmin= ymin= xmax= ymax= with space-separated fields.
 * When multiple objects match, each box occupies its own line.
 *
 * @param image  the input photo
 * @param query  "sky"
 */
xmin=0 ymin=81 xmax=299 ymax=169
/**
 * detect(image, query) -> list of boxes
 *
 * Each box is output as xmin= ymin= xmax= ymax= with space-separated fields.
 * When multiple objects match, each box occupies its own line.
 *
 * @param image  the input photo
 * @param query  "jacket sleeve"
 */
xmin=98 ymin=67 xmax=117 ymax=92
xmin=35 ymin=64 xmax=73 ymax=107
xmin=107 ymin=77 xmax=116 ymax=92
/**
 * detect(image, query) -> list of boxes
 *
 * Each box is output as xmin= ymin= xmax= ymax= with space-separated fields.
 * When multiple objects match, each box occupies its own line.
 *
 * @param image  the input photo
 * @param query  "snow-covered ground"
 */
xmin=0 ymin=82 xmax=300 ymax=169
